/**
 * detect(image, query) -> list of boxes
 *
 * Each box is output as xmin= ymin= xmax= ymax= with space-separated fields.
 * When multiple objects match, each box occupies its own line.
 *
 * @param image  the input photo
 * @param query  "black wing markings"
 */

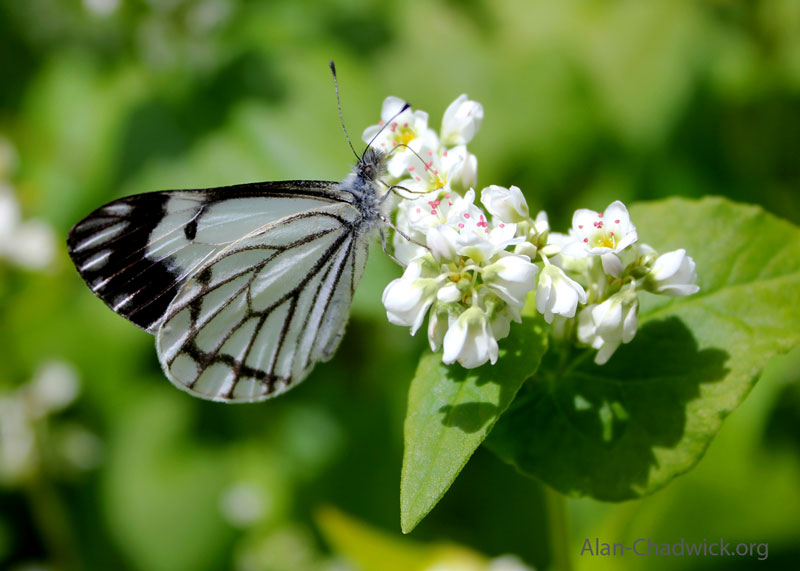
xmin=67 ymin=181 xmax=347 ymax=331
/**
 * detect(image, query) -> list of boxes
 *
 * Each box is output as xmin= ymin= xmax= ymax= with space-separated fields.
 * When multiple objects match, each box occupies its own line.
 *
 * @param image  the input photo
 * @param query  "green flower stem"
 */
xmin=24 ymin=471 xmax=81 ymax=571
xmin=543 ymin=484 xmax=571 ymax=571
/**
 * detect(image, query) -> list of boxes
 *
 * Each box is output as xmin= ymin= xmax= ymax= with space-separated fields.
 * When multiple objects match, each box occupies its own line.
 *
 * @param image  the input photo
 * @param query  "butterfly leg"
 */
xmin=379 ymin=225 xmax=405 ymax=267
xmin=378 ymin=215 xmax=429 ymax=267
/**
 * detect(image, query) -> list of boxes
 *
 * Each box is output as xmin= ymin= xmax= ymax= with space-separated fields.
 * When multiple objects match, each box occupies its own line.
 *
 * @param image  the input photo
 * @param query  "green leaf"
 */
xmin=487 ymin=197 xmax=800 ymax=500
xmin=401 ymin=317 xmax=547 ymax=533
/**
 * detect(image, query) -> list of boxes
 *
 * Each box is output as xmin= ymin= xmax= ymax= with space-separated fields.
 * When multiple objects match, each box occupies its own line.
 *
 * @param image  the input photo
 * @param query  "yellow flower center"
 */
xmin=393 ymin=126 xmax=416 ymax=147
xmin=591 ymin=232 xmax=617 ymax=249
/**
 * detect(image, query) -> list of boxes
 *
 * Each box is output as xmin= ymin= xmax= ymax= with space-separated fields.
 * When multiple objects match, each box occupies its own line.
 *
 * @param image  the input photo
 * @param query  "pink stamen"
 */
xmin=443 ymin=150 xmax=448 ymax=156
xmin=499 ymin=223 xmax=505 ymax=228
xmin=415 ymin=208 xmax=421 ymax=213
xmin=464 ymin=213 xmax=471 ymax=219
xmin=431 ymin=209 xmax=437 ymax=215
xmin=614 ymin=219 xmax=620 ymax=224
xmin=408 ymin=166 xmax=415 ymax=171
xmin=578 ymin=225 xmax=583 ymax=229
xmin=458 ymin=223 xmax=464 ymax=228
xmin=583 ymin=238 xmax=589 ymax=243
xmin=415 ymin=176 xmax=421 ymax=181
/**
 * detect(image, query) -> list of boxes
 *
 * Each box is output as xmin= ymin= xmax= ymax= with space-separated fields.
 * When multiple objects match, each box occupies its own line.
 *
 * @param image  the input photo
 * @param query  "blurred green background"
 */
xmin=1 ymin=0 xmax=799 ymax=570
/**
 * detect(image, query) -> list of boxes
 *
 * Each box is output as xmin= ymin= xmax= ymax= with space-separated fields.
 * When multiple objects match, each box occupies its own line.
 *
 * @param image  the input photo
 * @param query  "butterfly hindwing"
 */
xmin=156 ymin=201 xmax=369 ymax=402
xmin=67 ymin=181 xmax=350 ymax=332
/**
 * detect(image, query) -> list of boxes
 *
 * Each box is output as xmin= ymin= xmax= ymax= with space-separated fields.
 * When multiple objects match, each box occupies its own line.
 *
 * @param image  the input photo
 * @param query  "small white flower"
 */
xmin=362 ymin=96 xmax=438 ymax=179
xmin=645 ymin=248 xmax=700 ymax=297
xmin=382 ymin=257 xmax=442 ymax=334
xmin=482 ymin=254 xmax=539 ymax=319
xmin=563 ymin=201 xmax=638 ymax=262
xmin=440 ymin=94 xmax=484 ymax=146
xmin=399 ymin=144 xmax=477 ymax=196
xmin=577 ymin=290 xmax=639 ymax=364
xmin=532 ymin=210 xmax=550 ymax=236
xmin=442 ymin=306 xmax=498 ymax=368
xmin=535 ymin=264 xmax=587 ymax=323
xmin=480 ymin=185 xmax=530 ymax=224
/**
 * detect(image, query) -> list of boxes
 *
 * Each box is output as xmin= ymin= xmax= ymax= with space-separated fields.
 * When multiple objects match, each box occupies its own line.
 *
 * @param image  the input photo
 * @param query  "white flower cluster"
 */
xmin=366 ymin=97 xmax=700 ymax=368
xmin=0 ymin=137 xmax=55 ymax=270
xmin=0 ymin=361 xmax=101 ymax=484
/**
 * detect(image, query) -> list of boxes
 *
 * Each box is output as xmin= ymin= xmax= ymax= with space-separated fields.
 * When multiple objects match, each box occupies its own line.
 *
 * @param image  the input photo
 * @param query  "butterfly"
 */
xmin=67 ymin=143 xmax=390 ymax=403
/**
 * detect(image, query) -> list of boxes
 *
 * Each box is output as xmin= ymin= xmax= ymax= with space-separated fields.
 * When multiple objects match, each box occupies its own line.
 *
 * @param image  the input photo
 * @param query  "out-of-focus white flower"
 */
xmin=440 ymin=94 xmax=484 ymax=146
xmin=488 ymin=555 xmax=536 ymax=571
xmin=26 ymin=361 xmax=80 ymax=418
xmin=59 ymin=424 xmax=103 ymax=471
xmin=83 ymin=0 xmax=120 ymax=17
xmin=536 ymin=264 xmax=587 ymax=323
xmin=362 ymin=96 xmax=438 ymax=179
xmin=382 ymin=256 xmax=442 ymax=334
xmin=0 ymin=361 xmax=83 ymax=484
xmin=482 ymin=255 xmax=539 ymax=319
xmin=219 ymin=482 xmax=269 ymax=528
xmin=442 ymin=306 xmax=498 ymax=368
xmin=480 ymin=185 xmax=529 ymax=224
xmin=577 ymin=289 xmax=639 ymax=364
xmin=0 ymin=182 xmax=55 ymax=270
xmin=0 ymin=395 xmax=37 ymax=483
xmin=645 ymin=248 xmax=700 ymax=297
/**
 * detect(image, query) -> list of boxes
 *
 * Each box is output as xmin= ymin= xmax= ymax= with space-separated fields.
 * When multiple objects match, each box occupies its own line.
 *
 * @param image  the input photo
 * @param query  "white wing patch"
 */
xmin=156 ymin=202 xmax=368 ymax=402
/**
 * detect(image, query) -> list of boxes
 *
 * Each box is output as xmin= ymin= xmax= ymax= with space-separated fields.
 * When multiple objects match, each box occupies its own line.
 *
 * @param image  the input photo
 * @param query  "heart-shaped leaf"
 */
xmin=400 ymin=317 xmax=547 ymax=532
xmin=487 ymin=197 xmax=800 ymax=500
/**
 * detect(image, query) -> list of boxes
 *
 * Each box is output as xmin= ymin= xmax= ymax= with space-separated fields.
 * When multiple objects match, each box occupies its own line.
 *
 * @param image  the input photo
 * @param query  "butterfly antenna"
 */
xmin=330 ymin=61 xmax=361 ymax=162
xmin=364 ymin=102 xmax=411 ymax=154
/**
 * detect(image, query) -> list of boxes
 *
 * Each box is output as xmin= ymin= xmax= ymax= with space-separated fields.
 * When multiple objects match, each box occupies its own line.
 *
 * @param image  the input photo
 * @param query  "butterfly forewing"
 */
xmin=156 ymin=201 xmax=368 ymax=402
xmin=67 ymin=181 xmax=350 ymax=332
xmin=67 ymin=145 xmax=386 ymax=403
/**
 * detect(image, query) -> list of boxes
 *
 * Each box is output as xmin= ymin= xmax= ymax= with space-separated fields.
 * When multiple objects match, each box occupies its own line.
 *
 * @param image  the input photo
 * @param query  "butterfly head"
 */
xmin=356 ymin=147 xmax=386 ymax=184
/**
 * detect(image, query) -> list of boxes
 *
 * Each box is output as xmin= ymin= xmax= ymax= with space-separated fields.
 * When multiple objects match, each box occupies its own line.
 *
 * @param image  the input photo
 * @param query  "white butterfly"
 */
xmin=67 ymin=147 xmax=388 ymax=403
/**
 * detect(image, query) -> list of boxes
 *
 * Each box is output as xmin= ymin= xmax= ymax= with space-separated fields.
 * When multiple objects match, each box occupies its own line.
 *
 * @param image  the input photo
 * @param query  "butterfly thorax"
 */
xmin=340 ymin=147 xmax=386 ymax=234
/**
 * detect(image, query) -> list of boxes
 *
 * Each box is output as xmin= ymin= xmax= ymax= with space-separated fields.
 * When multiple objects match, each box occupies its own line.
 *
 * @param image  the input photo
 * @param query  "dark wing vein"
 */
xmin=157 ymin=204 xmax=362 ymax=402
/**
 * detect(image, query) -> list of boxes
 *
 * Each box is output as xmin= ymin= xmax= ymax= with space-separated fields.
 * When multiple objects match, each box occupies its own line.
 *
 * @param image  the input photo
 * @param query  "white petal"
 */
xmin=601 ymin=253 xmax=624 ymax=277
xmin=442 ymin=316 xmax=468 ymax=364
xmin=437 ymin=282 xmax=461 ymax=302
